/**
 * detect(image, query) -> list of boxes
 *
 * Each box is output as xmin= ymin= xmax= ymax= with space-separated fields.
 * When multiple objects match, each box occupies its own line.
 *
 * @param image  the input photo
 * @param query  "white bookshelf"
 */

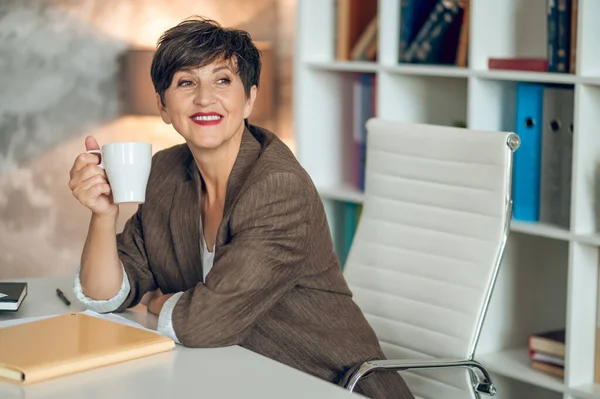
xmin=293 ymin=0 xmax=600 ymax=398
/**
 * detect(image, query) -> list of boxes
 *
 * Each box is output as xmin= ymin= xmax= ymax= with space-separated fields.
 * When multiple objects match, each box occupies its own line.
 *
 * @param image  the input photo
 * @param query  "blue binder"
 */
xmin=513 ymin=83 xmax=544 ymax=222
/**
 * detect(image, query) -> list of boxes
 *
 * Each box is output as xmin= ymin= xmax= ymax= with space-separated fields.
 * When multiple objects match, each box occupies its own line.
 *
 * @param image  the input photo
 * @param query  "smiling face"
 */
xmin=157 ymin=57 xmax=257 ymax=151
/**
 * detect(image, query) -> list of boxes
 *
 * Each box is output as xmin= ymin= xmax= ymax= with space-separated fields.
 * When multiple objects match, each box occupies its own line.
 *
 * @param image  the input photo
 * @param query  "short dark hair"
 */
xmin=151 ymin=16 xmax=261 ymax=106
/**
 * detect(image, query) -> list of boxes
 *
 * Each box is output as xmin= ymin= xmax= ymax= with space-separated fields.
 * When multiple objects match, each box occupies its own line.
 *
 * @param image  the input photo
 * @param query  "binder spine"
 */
xmin=513 ymin=83 xmax=544 ymax=222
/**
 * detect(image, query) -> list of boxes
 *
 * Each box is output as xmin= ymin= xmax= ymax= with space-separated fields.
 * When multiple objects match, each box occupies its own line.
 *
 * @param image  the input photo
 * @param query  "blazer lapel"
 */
xmin=217 ymin=127 xmax=262 ymax=247
xmin=167 ymin=127 xmax=261 ymax=277
xmin=170 ymin=154 xmax=204 ymax=287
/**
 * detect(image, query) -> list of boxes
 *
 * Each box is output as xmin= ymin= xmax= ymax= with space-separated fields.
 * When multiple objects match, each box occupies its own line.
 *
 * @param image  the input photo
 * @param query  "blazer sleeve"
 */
xmin=113 ymin=205 xmax=158 ymax=311
xmin=171 ymin=171 xmax=311 ymax=347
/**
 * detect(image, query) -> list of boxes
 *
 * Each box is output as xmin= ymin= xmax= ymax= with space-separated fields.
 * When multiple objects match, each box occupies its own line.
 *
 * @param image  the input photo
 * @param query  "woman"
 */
xmin=68 ymin=17 xmax=414 ymax=399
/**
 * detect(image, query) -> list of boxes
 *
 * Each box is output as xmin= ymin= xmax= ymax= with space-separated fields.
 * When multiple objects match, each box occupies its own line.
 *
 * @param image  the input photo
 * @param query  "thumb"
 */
xmin=85 ymin=136 xmax=100 ymax=151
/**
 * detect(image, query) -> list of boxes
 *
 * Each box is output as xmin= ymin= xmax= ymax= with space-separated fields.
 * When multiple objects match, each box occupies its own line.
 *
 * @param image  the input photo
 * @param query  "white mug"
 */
xmin=87 ymin=142 xmax=152 ymax=204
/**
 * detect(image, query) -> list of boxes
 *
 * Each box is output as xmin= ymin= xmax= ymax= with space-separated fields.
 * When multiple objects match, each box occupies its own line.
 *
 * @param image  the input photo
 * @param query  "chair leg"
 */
xmin=342 ymin=361 xmax=378 ymax=392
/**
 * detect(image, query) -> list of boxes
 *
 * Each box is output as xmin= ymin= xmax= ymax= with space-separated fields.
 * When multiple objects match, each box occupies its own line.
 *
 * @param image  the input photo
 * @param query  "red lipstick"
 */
xmin=190 ymin=112 xmax=223 ymax=126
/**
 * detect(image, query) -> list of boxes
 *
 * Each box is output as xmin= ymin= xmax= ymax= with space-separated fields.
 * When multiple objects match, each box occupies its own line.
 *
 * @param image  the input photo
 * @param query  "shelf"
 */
xmin=478 ymin=347 xmax=567 ymax=394
xmin=384 ymin=64 xmax=470 ymax=78
xmin=571 ymin=383 xmax=600 ymax=399
xmin=314 ymin=192 xmax=587 ymax=244
xmin=305 ymin=61 xmax=379 ymax=73
xmin=474 ymin=70 xmax=577 ymax=84
xmin=509 ymin=220 xmax=572 ymax=242
xmin=479 ymin=348 xmax=600 ymax=398
xmin=315 ymin=193 xmax=600 ymax=246
xmin=489 ymin=220 xmax=600 ymax=246
xmin=305 ymin=61 xmax=600 ymax=86
xmin=578 ymin=76 xmax=600 ymax=86
xmin=317 ymin=186 xmax=364 ymax=204
xmin=576 ymin=233 xmax=600 ymax=247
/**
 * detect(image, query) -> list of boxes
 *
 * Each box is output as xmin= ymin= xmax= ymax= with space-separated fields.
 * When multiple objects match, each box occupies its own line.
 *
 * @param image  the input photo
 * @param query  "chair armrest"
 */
xmin=342 ymin=358 xmax=496 ymax=396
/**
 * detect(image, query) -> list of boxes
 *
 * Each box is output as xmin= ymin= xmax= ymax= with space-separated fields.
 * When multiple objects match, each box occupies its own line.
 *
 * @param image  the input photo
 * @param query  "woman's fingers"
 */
xmin=79 ymin=171 xmax=109 ymax=191
xmin=69 ymin=164 xmax=106 ymax=191
xmin=71 ymin=152 xmax=102 ymax=176
xmin=89 ymin=183 xmax=112 ymax=200
xmin=68 ymin=139 xmax=118 ymax=216
xmin=73 ymin=172 xmax=110 ymax=202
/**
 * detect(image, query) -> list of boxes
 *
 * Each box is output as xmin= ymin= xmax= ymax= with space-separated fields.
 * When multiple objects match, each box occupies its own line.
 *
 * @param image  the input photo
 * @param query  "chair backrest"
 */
xmin=343 ymin=119 xmax=518 ymax=399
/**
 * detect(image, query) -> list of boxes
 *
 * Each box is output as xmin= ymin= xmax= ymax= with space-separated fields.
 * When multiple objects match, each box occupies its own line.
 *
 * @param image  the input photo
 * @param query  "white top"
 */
xmin=72 ymin=234 xmax=215 ymax=344
xmin=201 ymin=236 xmax=215 ymax=281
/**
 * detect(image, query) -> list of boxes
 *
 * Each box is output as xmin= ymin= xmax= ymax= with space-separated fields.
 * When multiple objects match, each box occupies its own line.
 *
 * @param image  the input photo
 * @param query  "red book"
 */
xmin=488 ymin=57 xmax=549 ymax=72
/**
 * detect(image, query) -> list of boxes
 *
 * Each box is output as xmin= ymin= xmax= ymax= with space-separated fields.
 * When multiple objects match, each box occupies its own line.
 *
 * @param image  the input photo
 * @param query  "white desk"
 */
xmin=0 ymin=275 xmax=363 ymax=399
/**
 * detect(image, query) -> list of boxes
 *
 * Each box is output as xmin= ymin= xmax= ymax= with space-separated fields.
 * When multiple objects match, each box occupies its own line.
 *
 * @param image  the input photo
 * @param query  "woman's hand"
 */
xmin=69 ymin=136 xmax=118 ymax=217
xmin=148 ymin=293 xmax=175 ymax=316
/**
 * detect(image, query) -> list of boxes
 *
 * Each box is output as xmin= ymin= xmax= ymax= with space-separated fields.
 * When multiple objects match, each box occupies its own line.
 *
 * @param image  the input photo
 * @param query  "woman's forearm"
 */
xmin=80 ymin=212 xmax=124 ymax=300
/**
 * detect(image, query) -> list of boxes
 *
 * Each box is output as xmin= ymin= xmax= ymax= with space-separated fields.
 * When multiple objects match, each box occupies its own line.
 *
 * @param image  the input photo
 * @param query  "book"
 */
xmin=350 ymin=15 xmax=378 ymax=61
xmin=438 ymin=0 xmax=465 ymax=64
xmin=398 ymin=0 xmax=439 ymax=61
xmin=529 ymin=350 xmax=565 ymax=366
xmin=488 ymin=57 xmax=549 ymax=72
xmin=531 ymin=360 xmax=564 ymax=377
xmin=529 ymin=328 xmax=566 ymax=378
xmin=569 ymin=0 xmax=578 ymax=74
xmin=401 ymin=0 xmax=463 ymax=63
xmin=335 ymin=0 xmax=378 ymax=61
xmin=352 ymin=73 xmax=374 ymax=191
xmin=455 ymin=0 xmax=469 ymax=67
xmin=548 ymin=0 xmax=558 ymax=72
xmin=0 ymin=312 xmax=175 ymax=384
xmin=529 ymin=328 xmax=566 ymax=358
xmin=0 ymin=282 xmax=27 ymax=311
xmin=556 ymin=0 xmax=572 ymax=73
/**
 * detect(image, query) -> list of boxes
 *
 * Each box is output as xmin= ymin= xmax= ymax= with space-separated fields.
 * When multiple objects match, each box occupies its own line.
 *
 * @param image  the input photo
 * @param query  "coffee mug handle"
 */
xmin=86 ymin=149 xmax=104 ymax=169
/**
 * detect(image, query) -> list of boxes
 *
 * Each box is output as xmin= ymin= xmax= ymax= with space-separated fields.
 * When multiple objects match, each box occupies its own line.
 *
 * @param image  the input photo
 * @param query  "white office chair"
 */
xmin=342 ymin=119 xmax=520 ymax=399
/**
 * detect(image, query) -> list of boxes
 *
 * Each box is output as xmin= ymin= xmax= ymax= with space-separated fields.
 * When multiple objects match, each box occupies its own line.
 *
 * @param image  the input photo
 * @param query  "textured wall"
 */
xmin=0 ymin=0 xmax=296 ymax=278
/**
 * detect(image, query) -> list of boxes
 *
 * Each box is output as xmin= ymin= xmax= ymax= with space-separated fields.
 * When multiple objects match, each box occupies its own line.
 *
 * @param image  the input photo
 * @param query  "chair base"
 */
xmin=343 ymin=358 xmax=497 ymax=397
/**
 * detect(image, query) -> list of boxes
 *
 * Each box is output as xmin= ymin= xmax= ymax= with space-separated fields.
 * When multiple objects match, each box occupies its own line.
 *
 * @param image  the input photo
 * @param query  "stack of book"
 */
xmin=529 ymin=329 xmax=565 ymax=378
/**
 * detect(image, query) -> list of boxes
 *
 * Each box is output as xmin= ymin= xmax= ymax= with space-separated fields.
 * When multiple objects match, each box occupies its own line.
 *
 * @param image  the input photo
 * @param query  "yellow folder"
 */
xmin=0 ymin=312 xmax=175 ymax=384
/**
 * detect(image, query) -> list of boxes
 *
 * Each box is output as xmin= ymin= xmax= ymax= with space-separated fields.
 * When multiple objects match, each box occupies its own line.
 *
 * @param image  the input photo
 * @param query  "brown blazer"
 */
xmin=114 ymin=124 xmax=414 ymax=399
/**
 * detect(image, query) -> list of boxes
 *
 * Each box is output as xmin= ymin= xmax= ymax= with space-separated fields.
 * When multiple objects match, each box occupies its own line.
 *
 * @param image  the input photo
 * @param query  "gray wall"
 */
xmin=0 ymin=0 xmax=296 ymax=278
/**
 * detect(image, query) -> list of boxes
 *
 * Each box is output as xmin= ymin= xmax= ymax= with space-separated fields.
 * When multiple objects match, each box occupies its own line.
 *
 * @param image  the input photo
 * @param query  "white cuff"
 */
xmin=157 ymin=292 xmax=184 ymax=344
xmin=72 ymin=262 xmax=130 ymax=313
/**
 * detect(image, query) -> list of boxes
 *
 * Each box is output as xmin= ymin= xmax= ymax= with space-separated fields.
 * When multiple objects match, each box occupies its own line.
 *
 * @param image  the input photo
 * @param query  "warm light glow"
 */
xmin=281 ymin=136 xmax=296 ymax=156
xmin=43 ymin=0 xmax=277 ymax=47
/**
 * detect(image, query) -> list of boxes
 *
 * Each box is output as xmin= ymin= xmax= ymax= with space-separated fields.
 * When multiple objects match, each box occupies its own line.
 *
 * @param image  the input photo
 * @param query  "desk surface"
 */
xmin=0 ymin=275 xmax=362 ymax=399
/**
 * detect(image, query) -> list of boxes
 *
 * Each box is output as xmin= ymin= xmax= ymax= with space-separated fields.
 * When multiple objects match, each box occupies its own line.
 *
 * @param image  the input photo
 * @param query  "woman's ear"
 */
xmin=156 ymin=93 xmax=171 ymax=124
xmin=243 ymin=85 xmax=258 ymax=119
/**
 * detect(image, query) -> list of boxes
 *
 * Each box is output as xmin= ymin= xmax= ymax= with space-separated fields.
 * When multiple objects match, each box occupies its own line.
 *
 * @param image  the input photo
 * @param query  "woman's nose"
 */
xmin=193 ymin=85 xmax=215 ymax=106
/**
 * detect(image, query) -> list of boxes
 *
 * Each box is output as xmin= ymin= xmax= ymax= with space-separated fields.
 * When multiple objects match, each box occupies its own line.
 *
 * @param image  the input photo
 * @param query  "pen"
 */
xmin=56 ymin=288 xmax=71 ymax=306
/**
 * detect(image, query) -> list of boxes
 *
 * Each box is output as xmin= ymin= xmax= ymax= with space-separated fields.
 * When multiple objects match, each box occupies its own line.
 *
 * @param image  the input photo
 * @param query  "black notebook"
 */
xmin=0 ymin=282 xmax=27 ymax=311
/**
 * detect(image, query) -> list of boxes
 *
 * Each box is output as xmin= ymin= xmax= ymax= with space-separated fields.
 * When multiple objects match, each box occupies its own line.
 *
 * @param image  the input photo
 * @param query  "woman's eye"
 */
xmin=178 ymin=80 xmax=193 ymax=87
xmin=216 ymin=77 xmax=231 ymax=85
